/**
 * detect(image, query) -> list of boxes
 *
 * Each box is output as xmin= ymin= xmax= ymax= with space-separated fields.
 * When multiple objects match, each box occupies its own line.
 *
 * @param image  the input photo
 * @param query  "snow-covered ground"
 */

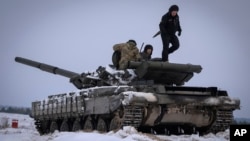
xmin=0 ymin=112 xmax=230 ymax=141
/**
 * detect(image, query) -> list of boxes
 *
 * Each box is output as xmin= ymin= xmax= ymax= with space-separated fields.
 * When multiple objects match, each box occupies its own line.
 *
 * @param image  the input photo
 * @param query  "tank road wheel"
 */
xmin=182 ymin=126 xmax=196 ymax=135
xmin=83 ymin=116 xmax=94 ymax=132
xmin=60 ymin=120 xmax=69 ymax=132
xmin=35 ymin=120 xmax=49 ymax=135
xmin=72 ymin=120 xmax=81 ymax=131
xmin=50 ymin=121 xmax=58 ymax=133
xmin=43 ymin=120 xmax=50 ymax=134
xmin=96 ymin=117 xmax=108 ymax=132
xmin=109 ymin=116 xmax=122 ymax=131
xmin=153 ymin=125 xmax=166 ymax=135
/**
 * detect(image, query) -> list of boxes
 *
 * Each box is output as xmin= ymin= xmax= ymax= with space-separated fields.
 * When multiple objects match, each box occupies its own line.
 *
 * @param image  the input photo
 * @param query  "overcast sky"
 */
xmin=1 ymin=0 xmax=250 ymax=118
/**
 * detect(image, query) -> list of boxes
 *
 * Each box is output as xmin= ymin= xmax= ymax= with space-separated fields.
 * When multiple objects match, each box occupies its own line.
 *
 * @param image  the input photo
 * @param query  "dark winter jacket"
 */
xmin=140 ymin=44 xmax=153 ymax=60
xmin=159 ymin=8 xmax=182 ymax=36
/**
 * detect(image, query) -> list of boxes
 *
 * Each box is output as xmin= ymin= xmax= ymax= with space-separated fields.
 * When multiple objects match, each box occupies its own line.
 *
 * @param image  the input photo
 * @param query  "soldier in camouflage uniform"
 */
xmin=113 ymin=40 xmax=141 ymax=70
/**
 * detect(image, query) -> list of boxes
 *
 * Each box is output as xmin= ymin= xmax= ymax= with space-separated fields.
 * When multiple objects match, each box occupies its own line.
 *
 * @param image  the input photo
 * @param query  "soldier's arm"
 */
xmin=177 ymin=16 xmax=182 ymax=33
xmin=135 ymin=48 xmax=141 ymax=61
xmin=159 ymin=14 xmax=168 ymax=35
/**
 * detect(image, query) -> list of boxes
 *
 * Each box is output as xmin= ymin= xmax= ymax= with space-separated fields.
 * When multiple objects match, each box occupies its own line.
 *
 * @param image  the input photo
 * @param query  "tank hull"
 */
xmin=31 ymin=85 xmax=239 ymax=135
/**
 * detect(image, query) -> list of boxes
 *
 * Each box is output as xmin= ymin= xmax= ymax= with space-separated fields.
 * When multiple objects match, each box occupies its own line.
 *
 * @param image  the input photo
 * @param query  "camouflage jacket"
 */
xmin=113 ymin=42 xmax=141 ymax=69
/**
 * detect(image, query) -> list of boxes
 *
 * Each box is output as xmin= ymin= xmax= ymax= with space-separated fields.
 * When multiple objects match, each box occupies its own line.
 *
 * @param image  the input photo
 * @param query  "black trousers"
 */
xmin=160 ymin=34 xmax=180 ymax=61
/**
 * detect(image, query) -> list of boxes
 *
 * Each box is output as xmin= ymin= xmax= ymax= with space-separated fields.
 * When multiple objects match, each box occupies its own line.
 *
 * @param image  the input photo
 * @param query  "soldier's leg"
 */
xmin=161 ymin=34 xmax=170 ymax=61
xmin=169 ymin=35 xmax=180 ymax=54
xmin=119 ymin=60 xmax=128 ymax=70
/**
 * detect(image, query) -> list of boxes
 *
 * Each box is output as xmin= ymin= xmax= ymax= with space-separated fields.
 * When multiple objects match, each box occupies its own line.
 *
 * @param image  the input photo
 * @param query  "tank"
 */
xmin=15 ymin=56 xmax=240 ymax=135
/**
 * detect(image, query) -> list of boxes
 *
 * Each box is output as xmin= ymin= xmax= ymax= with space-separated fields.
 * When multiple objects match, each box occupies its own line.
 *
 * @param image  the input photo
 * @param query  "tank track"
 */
xmin=121 ymin=107 xmax=233 ymax=135
xmin=206 ymin=109 xmax=233 ymax=134
xmin=122 ymin=105 xmax=144 ymax=128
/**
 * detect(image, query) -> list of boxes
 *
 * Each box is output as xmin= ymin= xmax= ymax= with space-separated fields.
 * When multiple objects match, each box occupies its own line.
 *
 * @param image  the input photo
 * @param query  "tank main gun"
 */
xmin=15 ymin=57 xmax=137 ymax=89
xmin=15 ymin=57 xmax=80 ymax=78
xmin=15 ymin=57 xmax=89 ymax=89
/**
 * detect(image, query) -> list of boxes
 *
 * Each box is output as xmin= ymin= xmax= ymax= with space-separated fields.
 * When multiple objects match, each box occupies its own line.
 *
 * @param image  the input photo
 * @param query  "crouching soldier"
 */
xmin=113 ymin=39 xmax=141 ymax=70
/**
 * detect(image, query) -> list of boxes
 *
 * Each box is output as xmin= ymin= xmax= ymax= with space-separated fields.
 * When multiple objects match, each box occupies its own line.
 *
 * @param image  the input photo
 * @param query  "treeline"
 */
xmin=232 ymin=118 xmax=250 ymax=125
xmin=0 ymin=106 xmax=31 ymax=115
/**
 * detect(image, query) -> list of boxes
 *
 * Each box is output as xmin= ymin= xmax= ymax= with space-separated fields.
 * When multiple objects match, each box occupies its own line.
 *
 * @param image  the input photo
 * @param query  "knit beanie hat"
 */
xmin=127 ymin=39 xmax=137 ymax=46
xmin=169 ymin=5 xmax=179 ymax=12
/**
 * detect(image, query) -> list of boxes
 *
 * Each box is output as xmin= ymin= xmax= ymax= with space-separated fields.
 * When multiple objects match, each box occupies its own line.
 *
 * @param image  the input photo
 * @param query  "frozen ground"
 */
xmin=0 ymin=112 xmax=230 ymax=141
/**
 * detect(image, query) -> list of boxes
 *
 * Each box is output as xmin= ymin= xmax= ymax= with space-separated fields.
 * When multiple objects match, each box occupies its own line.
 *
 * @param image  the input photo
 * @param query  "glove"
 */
xmin=178 ymin=31 xmax=181 ymax=36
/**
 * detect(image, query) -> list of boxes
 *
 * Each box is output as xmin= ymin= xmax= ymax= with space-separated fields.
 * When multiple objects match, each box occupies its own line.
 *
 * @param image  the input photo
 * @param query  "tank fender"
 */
xmin=109 ymin=94 xmax=124 ymax=112
xmin=203 ymin=96 xmax=240 ymax=109
xmin=84 ymin=94 xmax=123 ymax=115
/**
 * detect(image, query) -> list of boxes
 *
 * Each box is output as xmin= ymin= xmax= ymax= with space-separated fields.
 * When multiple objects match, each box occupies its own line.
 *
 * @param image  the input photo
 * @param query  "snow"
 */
xmin=203 ymin=97 xmax=240 ymax=106
xmin=0 ymin=112 xmax=230 ymax=141
xmin=122 ymin=91 xmax=157 ymax=105
xmin=105 ymin=65 xmax=137 ymax=84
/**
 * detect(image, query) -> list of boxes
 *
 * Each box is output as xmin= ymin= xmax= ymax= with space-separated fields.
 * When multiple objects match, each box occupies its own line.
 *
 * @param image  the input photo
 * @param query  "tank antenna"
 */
xmin=140 ymin=42 xmax=144 ymax=53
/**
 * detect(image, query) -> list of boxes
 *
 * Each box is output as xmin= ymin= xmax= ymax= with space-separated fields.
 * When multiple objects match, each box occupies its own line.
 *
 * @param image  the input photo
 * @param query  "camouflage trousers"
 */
xmin=119 ymin=60 xmax=128 ymax=70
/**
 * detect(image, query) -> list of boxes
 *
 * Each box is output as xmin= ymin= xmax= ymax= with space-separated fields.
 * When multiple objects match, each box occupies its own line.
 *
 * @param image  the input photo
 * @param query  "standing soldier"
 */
xmin=113 ymin=39 xmax=141 ymax=70
xmin=159 ymin=5 xmax=182 ymax=61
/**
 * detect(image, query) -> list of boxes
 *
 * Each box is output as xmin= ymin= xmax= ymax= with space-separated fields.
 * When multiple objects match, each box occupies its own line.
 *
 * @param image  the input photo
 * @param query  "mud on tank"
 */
xmin=15 ymin=56 xmax=240 ymax=135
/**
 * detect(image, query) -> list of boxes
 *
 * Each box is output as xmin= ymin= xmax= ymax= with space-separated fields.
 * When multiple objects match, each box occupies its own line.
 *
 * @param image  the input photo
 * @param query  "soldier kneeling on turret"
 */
xmin=112 ymin=39 xmax=141 ymax=70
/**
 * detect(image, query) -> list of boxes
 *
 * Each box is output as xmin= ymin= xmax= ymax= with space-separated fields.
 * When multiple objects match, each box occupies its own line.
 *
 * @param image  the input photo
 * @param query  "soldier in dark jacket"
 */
xmin=159 ymin=5 xmax=182 ymax=61
xmin=140 ymin=44 xmax=153 ymax=61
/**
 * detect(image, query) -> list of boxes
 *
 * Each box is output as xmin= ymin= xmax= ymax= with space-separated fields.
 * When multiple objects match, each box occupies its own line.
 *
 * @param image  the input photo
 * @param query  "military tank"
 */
xmin=15 ymin=56 xmax=240 ymax=135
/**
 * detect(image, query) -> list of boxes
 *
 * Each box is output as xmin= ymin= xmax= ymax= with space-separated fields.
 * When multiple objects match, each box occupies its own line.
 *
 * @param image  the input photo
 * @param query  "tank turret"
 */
xmin=127 ymin=61 xmax=202 ymax=85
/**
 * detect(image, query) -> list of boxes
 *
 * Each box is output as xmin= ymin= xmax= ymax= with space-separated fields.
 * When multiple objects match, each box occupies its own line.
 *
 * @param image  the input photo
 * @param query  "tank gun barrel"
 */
xmin=15 ymin=57 xmax=111 ymax=89
xmin=15 ymin=57 xmax=80 ymax=78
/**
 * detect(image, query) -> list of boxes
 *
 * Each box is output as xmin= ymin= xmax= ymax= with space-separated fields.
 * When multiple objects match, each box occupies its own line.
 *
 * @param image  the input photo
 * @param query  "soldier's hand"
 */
xmin=178 ymin=31 xmax=181 ymax=36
